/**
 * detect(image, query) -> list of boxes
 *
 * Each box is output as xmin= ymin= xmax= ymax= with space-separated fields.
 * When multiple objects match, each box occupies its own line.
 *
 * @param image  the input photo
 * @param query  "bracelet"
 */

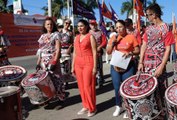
xmin=139 ymin=63 xmax=143 ymax=64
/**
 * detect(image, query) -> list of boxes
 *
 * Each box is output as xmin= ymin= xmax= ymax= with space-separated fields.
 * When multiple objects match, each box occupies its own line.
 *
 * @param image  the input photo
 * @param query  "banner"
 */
xmin=0 ymin=13 xmax=46 ymax=57
xmin=73 ymin=0 xmax=96 ymax=20
xmin=14 ymin=14 xmax=45 ymax=26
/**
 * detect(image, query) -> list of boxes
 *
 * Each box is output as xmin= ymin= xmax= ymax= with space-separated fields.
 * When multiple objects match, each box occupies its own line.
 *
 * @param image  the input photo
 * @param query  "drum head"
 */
xmin=165 ymin=83 xmax=177 ymax=105
xmin=0 ymin=86 xmax=20 ymax=97
xmin=0 ymin=65 xmax=27 ymax=82
xmin=120 ymin=74 xmax=157 ymax=100
xmin=21 ymin=70 xmax=48 ymax=86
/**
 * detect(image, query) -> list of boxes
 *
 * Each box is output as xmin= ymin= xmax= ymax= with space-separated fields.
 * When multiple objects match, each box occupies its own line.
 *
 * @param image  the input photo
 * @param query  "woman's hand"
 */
xmin=92 ymin=67 xmax=97 ymax=76
xmin=154 ymin=64 xmax=165 ymax=77
xmin=122 ymin=52 xmax=133 ymax=58
xmin=138 ymin=63 xmax=144 ymax=72
xmin=71 ymin=67 xmax=75 ymax=76
xmin=36 ymin=64 xmax=41 ymax=71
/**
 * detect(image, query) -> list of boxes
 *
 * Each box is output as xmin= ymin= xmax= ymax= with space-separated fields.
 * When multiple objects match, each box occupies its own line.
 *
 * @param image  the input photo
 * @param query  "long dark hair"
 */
xmin=146 ymin=3 xmax=163 ymax=19
xmin=41 ymin=17 xmax=58 ymax=33
xmin=78 ymin=19 xmax=90 ymax=33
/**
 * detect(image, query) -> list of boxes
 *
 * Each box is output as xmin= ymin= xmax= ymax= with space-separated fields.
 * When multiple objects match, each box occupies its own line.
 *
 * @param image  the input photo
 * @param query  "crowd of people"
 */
xmin=1 ymin=3 xmax=177 ymax=119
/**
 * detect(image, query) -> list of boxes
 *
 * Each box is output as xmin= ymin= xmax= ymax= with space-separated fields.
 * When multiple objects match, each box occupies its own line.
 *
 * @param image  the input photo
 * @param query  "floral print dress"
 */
xmin=38 ymin=32 xmax=65 ymax=100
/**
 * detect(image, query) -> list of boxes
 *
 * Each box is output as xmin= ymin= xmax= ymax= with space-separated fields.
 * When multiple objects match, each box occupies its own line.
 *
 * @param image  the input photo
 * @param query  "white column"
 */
xmin=67 ymin=0 xmax=70 ymax=18
xmin=13 ymin=0 xmax=22 ymax=14
xmin=48 ymin=0 xmax=52 ymax=17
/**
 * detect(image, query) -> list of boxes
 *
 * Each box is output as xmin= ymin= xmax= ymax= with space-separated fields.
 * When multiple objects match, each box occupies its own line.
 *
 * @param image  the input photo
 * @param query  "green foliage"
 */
xmin=121 ymin=0 xmax=133 ymax=18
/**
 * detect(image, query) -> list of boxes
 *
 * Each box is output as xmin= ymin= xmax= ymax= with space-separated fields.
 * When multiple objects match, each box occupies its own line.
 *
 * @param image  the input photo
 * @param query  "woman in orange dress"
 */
xmin=71 ymin=19 xmax=97 ymax=117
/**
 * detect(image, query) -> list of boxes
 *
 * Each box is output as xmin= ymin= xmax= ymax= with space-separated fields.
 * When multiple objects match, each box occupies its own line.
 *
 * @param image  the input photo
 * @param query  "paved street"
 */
xmin=9 ymin=55 xmax=174 ymax=120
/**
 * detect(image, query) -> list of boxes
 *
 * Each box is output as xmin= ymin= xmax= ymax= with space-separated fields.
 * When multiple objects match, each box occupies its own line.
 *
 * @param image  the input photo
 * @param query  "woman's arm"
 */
xmin=106 ymin=35 xmax=117 ymax=55
xmin=71 ymin=41 xmax=76 ymax=74
xmin=138 ymin=40 xmax=147 ymax=71
xmin=139 ymin=40 xmax=147 ymax=64
xmin=90 ymin=35 xmax=97 ymax=75
xmin=53 ymin=39 xmax=61 ymax=62
xmin=36 ymin=56 xmax=41 ymax=65
xmin=132 ymin=46 xmax=140 ymax=55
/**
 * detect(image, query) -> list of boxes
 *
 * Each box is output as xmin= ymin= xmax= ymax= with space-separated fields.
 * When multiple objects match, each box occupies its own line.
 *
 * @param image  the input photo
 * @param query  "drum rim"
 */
xmin=120 ymin=74 xmax=157 ymax=100
xmin=0 ymin=65 xmax=27 ymax=82
xmin=165 ymin=83 xmax=177 ymax=105
xmin=0 ymin=86 xmax=20 ymax=97
xmin=21 ymin=70 xmax=48 ymax=86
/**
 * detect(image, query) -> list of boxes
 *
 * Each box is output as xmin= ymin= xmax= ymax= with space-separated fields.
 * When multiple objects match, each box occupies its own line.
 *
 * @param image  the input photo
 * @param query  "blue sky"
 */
xmin=8 ymin=0 xmax=177 ymax=24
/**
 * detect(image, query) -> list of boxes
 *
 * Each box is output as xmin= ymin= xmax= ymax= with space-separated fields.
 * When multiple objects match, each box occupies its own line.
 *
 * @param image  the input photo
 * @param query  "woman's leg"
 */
xmin=82 ymin=65 xmax=96 ymax=112
xmin=75 ymin=65 xmax=87 ymax=108
xmin=111 ymin=65 xmax=122 ymax=106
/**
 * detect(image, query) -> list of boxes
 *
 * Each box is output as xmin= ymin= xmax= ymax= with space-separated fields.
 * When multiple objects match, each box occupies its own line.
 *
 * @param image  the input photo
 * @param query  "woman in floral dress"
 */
xmin=36 ymin=17 xmax=65 ymax=100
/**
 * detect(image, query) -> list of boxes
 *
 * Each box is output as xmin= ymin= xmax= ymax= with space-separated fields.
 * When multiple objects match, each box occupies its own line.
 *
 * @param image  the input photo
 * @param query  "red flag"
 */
xmin=134 ymin=0 xmax=144 ymax=16
xmin=137 ymin=14 xmax=141 ymax=32
xmin=101 ymin=1 xmax=112 ymax=20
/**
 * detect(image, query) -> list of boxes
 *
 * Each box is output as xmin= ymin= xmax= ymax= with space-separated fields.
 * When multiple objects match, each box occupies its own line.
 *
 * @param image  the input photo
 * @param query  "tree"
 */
xmin=0 ymin=0 xmax=28 ymax=14
xmin=42 ymin=0 xmax=67 ymax=18
xmin=121 ymin=0 xmax=134 ymax=18
xmin=0 ymin=0 xmax=9 ymax=12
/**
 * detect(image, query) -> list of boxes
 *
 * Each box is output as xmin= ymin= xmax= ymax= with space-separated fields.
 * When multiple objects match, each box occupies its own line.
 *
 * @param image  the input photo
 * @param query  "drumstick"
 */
xmin=135 ymin=71 xmax=141 ymax=82
xmin=139 ymin=75 xmax=154 ymax=85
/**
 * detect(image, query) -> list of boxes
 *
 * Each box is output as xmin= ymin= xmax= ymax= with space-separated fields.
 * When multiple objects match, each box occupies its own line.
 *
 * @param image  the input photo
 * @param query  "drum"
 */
xmin=120 ymin=74 xmax=162 ymax=120
xmin=165 ymin=83 xmax=177 ymax=120
xmin=21 ymin=70 xmax=56 ymax=105
xmin=0 ymin=86 xmax=22 ymax=120
xmin=0 ymin=65 xmax=27 ymax=87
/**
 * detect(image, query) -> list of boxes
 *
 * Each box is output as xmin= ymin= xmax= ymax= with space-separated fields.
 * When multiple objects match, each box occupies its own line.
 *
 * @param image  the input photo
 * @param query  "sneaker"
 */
xmin=123 ymin=112 xmax=128 ymax=119
xmin=87 ymin=109 xmax=97 ymax=117
xmin=77 ymin=108 xmax=88 ymax=115
xmin=113 ymin=106 xmax=123 ymax=117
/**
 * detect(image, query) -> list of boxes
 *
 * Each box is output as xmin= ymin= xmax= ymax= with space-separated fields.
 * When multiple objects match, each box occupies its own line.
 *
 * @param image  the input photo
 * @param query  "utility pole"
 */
xmin=48 ymin=0 xmax=52 ymax=17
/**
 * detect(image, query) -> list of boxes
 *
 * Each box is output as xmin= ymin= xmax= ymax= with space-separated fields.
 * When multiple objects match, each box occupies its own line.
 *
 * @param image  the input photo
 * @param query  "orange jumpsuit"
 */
xmin=74 ymin=33 xmax=96 ymax=112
